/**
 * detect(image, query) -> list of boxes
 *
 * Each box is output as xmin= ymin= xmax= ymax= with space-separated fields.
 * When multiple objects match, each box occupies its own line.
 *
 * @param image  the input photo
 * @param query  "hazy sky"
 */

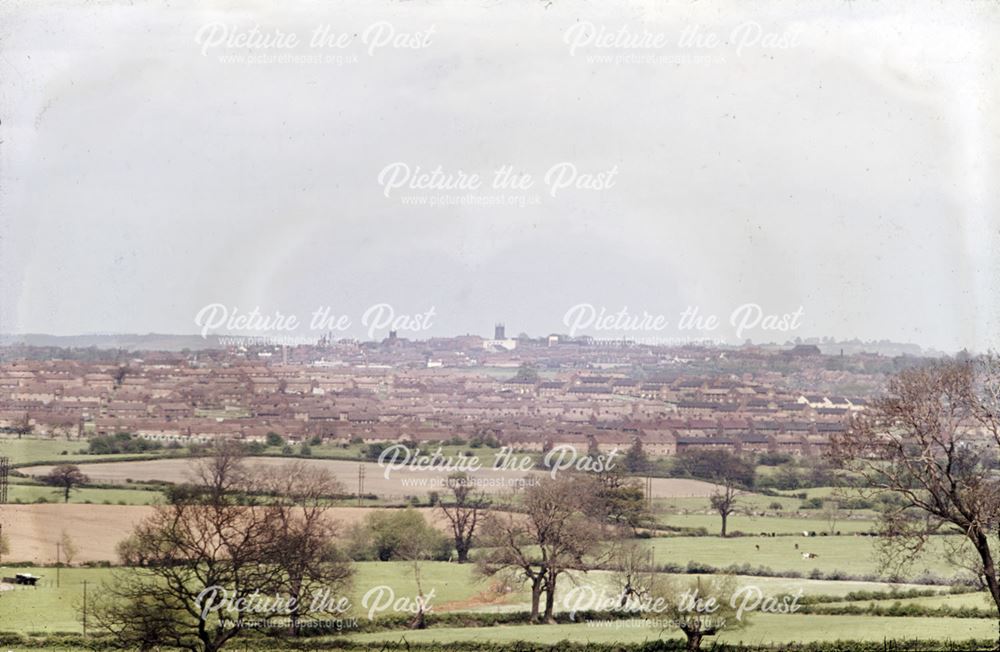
xmin=1 ymin=0 xmax=997 ymax=350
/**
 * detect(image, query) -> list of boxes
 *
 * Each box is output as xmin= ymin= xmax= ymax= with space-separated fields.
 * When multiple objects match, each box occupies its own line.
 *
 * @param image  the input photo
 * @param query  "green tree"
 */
xmin=513 ymin=363 xmax=539 ymax=383
xmin=623 ymin=436 xmax=649 ymax=473
xmin=650 ymin=575 xmax=748 ymax=651
xmin=42 ymin=465 xmax=89 ymax=502
xmin=351 ymin=508 xmax=447 ymax=562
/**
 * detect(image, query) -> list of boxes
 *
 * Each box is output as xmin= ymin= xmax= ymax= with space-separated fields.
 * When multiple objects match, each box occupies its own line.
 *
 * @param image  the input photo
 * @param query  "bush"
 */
xmin=757 ymin=452 xmax=792 ymax=466
xmin=87 ymin=432 xmax=162 ymax=455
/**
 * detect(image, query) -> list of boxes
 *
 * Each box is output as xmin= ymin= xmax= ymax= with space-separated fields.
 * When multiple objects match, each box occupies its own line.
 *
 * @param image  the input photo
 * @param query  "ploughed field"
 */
xmin=0 ymin=504 xmax=444 ymax=564
xmin=20 ymin=457 xmax=722 ymax=498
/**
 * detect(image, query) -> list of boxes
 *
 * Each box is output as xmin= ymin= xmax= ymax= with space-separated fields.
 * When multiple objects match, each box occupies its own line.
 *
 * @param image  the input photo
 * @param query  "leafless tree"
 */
xmin=438 ymin=472 xmax=490 ymax=563
xmin=257 ymin=460 xmax=353 ymax=635
xmin=830 ymin=359 xmax=1000 ymax=616
xmin=709 ymin=479 xmax=742 ymax=538
xmin=89 ymin=442 xmax=352 ymax=652
xmin=821 ymin=500 xmax=841 ymax=535
xmin=610 ymin=540 xmax=656 ymax=608
xmin=59 ymin=530 xmax=78 ymax=566
xmin=478 ymin=474 xmax=607 ymax=623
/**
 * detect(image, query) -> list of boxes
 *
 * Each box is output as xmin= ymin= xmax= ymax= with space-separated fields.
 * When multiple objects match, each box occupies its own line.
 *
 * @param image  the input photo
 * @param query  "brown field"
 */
xmin=21 ymin=458 xmax=721 ymax=498
xmin=0 ymin=504 xmax=447 ymax=564
xmin=0 ymin=504 xmax=153 ymax=564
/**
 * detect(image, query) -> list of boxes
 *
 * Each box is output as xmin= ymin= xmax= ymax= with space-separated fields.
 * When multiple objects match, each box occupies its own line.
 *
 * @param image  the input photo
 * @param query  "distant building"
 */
xmin=494 ymin=323 xmax=506 ymax=340
xmin=483 ymin=338 xmax=517 ymax=351
xmin=786 ymin=344 xmax=821 ymax=357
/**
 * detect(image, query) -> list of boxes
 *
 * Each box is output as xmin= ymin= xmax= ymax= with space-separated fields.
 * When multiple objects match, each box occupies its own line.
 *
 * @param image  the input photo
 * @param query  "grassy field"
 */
xmin=347 ymin=614 xmax=999 ymax=645
xmin=0 ymin=438 xmax=96 ymax=465
xmin=655 ymin=487 xmax=877 ymax=513
xmin=638 ymin=534 xmax=968 ymax=580
xmin=0 ymin=563 xmax=958 ymax=634
xmin=3 ymin=438 xmax=990 ymax=649
xmin=0 ymin=563 xmax=498 ymax=633
xmin=4 ymin=483 xmax=163 ymax=506
xmin=656 ymin=513 xmax=877 ymax=535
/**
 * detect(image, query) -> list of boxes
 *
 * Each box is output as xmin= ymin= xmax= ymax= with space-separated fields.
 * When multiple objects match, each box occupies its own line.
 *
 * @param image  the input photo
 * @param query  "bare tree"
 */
xmin=438 ymin=472 xmax=490 ymax=563
xmin=709 ymin=480 xmax=742 ymax=538
xmin=821 ymin=500 xmax=841 ymax=535
xmin=257 ymin=460 xmax=353 ymax=635
xmin=677 ymin=449 xmax=752 ymax=537
xmin=478 ymin=474 xmax=606 ymax=623
xmin=477 ymin=511 xmax=548 ymax=621
xmin=610 ymin=540 xmax=655 ymax=608
xmin=89 ymin=442 xmax=351 ymax=652
xmin=59 ymin=530 xmax=78 ymax=566
xmin=13 ymin=412 xmax=32 ymax=439
xmin=830 ymin=359 xmax=1000 ymax=616
xmin=42 ymin=464 xmax=89 ymax=502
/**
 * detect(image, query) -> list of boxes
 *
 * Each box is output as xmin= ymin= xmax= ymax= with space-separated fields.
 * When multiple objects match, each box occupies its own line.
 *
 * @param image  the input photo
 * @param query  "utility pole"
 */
xmin=82 ymin=580 xmax=88 ymax=637
xmin=56 ymin=542 xmax=61 ymax=588
xmin=357 ymin=464 xmax=365 ymax=507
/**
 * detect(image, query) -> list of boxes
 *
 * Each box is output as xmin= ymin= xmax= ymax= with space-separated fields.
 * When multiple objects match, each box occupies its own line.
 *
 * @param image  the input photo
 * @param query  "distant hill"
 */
xmin=0 ymin=333 xmax=225 ymax=351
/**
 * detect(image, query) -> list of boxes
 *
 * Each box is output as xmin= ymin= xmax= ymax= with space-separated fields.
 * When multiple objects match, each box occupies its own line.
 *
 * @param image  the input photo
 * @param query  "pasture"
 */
xmin=346 ymin=614 xmax=999 ymax=645
xmin=0 ymin=438 xmax=95 ymax=465
xmin=0 ymin=563 xmax=960 ymax=635
xmin=637 ymin=534 xmax=970 ymax=580
xmin=656 ymin=513 xmax=877 ymax=535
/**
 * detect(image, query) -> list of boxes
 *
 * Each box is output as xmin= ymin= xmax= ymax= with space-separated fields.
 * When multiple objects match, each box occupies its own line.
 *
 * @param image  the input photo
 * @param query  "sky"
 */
xmin=0 ymin=0 xmax=997 ymax=351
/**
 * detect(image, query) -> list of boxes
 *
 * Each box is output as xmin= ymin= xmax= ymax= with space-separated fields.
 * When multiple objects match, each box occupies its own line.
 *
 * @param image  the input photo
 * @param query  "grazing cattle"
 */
xmin=794 ymin=543 xmax=799 ymax=549
xmin=801 ymin=552 xmax=818 ymax=559
xmin=755 ymin=544 xmax=760 ymax=550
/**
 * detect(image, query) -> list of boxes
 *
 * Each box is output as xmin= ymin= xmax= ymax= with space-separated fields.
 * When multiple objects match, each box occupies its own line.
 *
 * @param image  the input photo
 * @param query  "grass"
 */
xmin=0 ymin=563 xmax=956 ymax=635
xmin=346 ymin=614 xmax=1000 ymax=645
xmin=0 ymin=438 xmax=94 ymax=465
xmin=0 ymin=437 xmax=170 ymax=466
xmin=655 ymin=514 xmax=876 ymax=535
xmin=636 ymin=534 xmax=969 ymax=580
xmin=0 ymin=563 xmax=497 ymax=633
xmin=5 ymin=484 xmax=163 ymax=506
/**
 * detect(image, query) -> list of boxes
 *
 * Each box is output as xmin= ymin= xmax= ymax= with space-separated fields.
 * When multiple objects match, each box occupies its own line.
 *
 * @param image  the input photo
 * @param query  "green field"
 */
xmin=0 ymin=438 xmax=95 ymax=465
xmin=347 ymin=614 xmax=999 ymax=645
xmin=0 ymin=437 xmax=176 ymax=467
xmin=0 ymin=562 xmax=962 ymax=635
xmin=0 ymin=563 xmax=500 ymax=633
xmin=4 ymin=483 xmax=163 ymax=505
xmin=2 ymin=438 xmax=993 ymax=649
xmin=638 ymin=534 xmax=968 ymax=580
xmin=657 ymin=513 xmax=876 ymax=535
